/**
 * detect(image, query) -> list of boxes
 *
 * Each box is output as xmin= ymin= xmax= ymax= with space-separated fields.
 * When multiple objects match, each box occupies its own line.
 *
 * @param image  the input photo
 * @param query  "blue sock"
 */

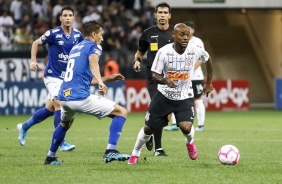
xmin=107 ymin=116 xmax=126 ymax=149
xmin=54 ymin=110 xmax=61 ymax=128
xmin=22 ymin=108 xmax=54 ymax=131
xmin=50 ymin=124 xmax=67 ymax=152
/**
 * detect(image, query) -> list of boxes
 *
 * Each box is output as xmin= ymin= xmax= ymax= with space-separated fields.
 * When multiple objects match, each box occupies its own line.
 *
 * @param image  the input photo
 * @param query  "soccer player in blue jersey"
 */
xmin=44 ymin=20 xmax=130 ymax=165
xmin=17 ymin=6 xmax=83 ymax=151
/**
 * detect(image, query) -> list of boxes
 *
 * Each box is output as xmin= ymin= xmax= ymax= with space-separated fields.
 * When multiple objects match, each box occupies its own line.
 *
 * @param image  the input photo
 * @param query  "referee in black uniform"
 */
xmin=133 ymin=2 xmax=174 ymax=156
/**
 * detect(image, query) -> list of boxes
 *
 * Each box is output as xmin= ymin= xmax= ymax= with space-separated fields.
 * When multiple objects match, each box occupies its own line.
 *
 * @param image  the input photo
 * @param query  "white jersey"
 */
xmin=190 ymin=36 xmax=205 ymax=80
xmin=151 ymin=43 xmax=209 ymax=100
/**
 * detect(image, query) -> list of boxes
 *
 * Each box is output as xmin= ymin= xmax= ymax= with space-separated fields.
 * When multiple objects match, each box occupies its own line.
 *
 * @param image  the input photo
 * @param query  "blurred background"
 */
xmin=0 ymin=0 xmax=282 ymax=114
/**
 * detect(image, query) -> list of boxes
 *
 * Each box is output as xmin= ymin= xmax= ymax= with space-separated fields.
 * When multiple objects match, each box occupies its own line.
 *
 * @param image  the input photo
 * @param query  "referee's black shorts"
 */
xmin=145 ymin=91 xmax=194 ymax=129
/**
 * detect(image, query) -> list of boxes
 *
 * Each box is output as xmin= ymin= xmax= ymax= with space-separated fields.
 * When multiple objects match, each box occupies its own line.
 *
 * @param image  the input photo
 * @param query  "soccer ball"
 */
xmin=218 ymin=144 xmax=240 ymax=165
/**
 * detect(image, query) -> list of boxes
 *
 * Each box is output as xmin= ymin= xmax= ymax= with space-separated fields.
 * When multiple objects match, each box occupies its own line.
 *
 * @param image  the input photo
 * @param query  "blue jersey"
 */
xmin=41 ymin=26 xmax=83 ymax=79
xmin=57 ymin=39 xmax=103 ymax=101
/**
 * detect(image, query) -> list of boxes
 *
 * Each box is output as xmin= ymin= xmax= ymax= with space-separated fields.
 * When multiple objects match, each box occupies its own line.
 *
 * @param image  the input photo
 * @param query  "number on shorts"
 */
xmin=64 ymin=59 xmax=75 ymax=81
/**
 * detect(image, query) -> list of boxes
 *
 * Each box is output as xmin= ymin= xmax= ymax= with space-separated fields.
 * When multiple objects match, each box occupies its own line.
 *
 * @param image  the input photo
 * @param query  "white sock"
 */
xmin=195 ymin=99 xmax=205 ymax=127
xmin=47 ymin=151 xmax=56 ymax=157
xmin=131 ymin=127 xmax=152 ymax=156
xmin=171 ymin=113 xmax=176 ymax=125
xmin=183 ymin=125 xmax=195 ymax=145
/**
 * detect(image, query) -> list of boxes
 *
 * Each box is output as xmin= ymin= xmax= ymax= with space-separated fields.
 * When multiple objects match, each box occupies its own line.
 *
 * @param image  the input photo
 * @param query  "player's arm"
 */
xmin=133 ymin=37 xmax=148 ymax=72
xmin=90 ymin=73 xmax=125 ymax=85
xmin=194 ymin=60 xmax=202 ymax=71
xmin=30 ymin=38 xmax=43 ymax=71
xmin=89 ymin=54 xmax=107 ymax=95
xmin=151 ymin=50 xmax=177 ymax=88
xmin=133 ymin=50 xmax=146 ymax=72
xmin=203 ymin=57 xmax=213 ymax=97
xmin=152 ymin=72 xmax=177 ymax=88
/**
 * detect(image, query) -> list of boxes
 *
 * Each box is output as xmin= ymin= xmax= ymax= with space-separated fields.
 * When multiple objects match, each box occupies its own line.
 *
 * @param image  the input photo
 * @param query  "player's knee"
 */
xmin=144 ymin=125 xmax=153 ymax=135
xmin=179 ymin=121 xmax=192 ymax=134
xmin=114 ymin=105 xmax=127 ymax=118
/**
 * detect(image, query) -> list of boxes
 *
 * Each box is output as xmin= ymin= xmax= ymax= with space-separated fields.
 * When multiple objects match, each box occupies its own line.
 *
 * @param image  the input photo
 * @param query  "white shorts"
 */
xmin=44 ymin=76 xmax=63 ymax=100
xmin=60 ymin=94 xmax=115 ymax=121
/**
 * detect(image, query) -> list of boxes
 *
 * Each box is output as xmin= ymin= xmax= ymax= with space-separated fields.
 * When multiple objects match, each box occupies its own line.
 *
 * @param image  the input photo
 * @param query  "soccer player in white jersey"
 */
xmin=128 ymin=23 xmax=213 ymax=164
xmin=165 ymin=21 xmax=207 ymax=132
xmin=17 ymin=6 xmax=83 ymax=151
xmin=44 ymin=20 xmax=130 ymax=165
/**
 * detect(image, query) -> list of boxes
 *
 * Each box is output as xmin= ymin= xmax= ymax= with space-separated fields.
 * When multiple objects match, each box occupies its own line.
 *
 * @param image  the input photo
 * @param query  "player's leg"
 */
xmin=193 ymin=80 xmax=205 ymax=131
xmin=45 ymin=76 xmax=75 ymax=151
xmin=81 ymin=95 xmax=129 ymax=163
xmin=17 ymin=99 xmax=55 ymax=146
xmin=176 ymin=98 xmax=198 ymax=160
xmin=103 ymin=103 xmax=130 ymax=163
xmin=44 ymin=101 xmax=76 ymax=165
xmin=128 ymin=125 xmax=153 ymax=164
xmin=194 ymin=96 xmax=205 ymax=131
xmin=129 ymin=92 xmax=170 ymax=164
xmin=146 ymin=81 xmax=167 ymax=155
xmin=164 ymin=112 xmax=179 ymax=131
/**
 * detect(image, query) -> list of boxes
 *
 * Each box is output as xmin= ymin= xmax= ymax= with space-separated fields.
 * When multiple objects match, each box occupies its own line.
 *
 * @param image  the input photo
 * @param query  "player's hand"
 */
xmin=98 ymin=83 xmax=108 ymax=96
xmin=133 ymin=61 xmax=141 ymax=72
xmin=109 ymin=73 xmax=125 ymax=82
xmin=166 ymin=78 xmax=178 ymax=88
xmin=30 ymin=61 xmax=39 ymax=71
xmin=203 ymin=83 xmax=213 ymax=97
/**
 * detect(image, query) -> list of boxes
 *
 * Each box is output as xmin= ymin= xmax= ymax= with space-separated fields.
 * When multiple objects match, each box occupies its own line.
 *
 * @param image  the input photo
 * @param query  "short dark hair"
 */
xmin=155 ymin=2 xmax=171 ymax=13
xmin=185 ymin=21 xmax=195 ymax=29
xmin=60 ymin=6 xmax=74 ymax=16
xmin=83 ymin=20 xmax=104 ymax=37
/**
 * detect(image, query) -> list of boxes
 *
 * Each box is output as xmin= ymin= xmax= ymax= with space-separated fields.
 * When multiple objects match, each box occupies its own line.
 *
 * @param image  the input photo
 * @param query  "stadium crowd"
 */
xmin=0 ymin=0 xmax=155 ymax=68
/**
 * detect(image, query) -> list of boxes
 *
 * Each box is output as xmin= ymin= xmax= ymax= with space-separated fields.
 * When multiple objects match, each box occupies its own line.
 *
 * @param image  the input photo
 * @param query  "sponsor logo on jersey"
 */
xmin=74 ymin=34 xmax=81 ymax=38
xmin=58 ymin=53 xmax=68 ymax=60
xmin=167 ymin=72 xmax=188 ymax=80
xmin=58 ymin=41 xmax=64 ymax=45
xmin=55 ymin=34 xmax=62 ymax=38
xmin=48 ymin=69 xmax=52 ymax=73
xmin=165 ymin=91 xmax=181 ymax=99
xmin=52 ymin=28 xmax=60 ymax=33
xmin=69 ymin=52 xmax=81 ymax=59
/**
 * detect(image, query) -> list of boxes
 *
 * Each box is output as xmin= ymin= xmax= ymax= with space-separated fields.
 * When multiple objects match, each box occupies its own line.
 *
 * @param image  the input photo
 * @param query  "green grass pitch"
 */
xmin=0 ymin=109 xmax=281 ymax=184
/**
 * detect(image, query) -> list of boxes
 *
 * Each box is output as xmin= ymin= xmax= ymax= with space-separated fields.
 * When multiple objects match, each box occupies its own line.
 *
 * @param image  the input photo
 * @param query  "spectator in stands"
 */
xmin=0 ymin=10 xmax=14 ymax=50
xmin=104 ymin=53 xmax=119 ymax=76
xmin=13 ymin=23 xmax=33 ymax=50
xmin=10 ymin=0 xmax=22 ymax=27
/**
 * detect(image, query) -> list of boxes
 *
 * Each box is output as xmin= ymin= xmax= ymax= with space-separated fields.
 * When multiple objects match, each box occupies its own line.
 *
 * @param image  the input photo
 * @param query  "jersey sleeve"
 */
xmin=151 ymin=49 xmax=165 ymax=74
xmin=40 ymin=30 xmax=55 ymax=44
xmin=138 ymin=32 xmax=149 ymax=53
xmin=89 ymin=44 xmax=103 ymax=60
xmin=196 ymin=47 xmax=210 ymax=63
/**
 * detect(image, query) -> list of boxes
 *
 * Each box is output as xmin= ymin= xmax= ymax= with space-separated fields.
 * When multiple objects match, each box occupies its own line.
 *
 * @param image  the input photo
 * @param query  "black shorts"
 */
xmin=192 ymin=80 xmax=204 ymax=98
xmin=145 ymin=91 xmax=194 ymax=129
xmin=146 ymin=66 xmax=158 ymax=99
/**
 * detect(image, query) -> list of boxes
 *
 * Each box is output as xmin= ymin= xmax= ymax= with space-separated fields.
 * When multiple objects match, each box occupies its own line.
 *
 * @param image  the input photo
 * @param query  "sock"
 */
xmin=48 ymin=124 xmax=67 ymax=155
xmin=106 ymin=116 xmax=126 ymax=150
xmin=184 ymin=125 xmax=195 ymax=145
xmin=195 ymin=99 xmax=205 ymax=127
xmin=132 ymin=127 xmax=152 ymax=156
xmin=54 ymin=110 xmax=61 ymax=128
xmin=153 ymin=127 xmax=163 ymax=149
xmin=171 ymin=113 xmax=176 ymax=125
xmin=22 ymin=108 xmax=54 ymax=131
